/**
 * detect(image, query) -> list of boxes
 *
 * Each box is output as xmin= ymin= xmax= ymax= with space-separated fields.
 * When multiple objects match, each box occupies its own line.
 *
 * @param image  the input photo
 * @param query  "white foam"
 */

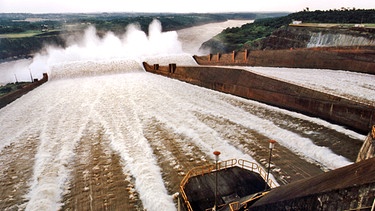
xmin=0 ymin=19 xmax=248 ymax=85
xmin=17 ymin=19 xmax=184 ymax=81
xmin=138 ymin=74 xmax=353 ymax=170
xmin=0 ymin=20 xmax=368 ymax=211
xmin=245 ymin=66 xmax=375 ymax=106
xmin=0 ymin=59 xmax=33 ymax=85
xmin=0 ymin=68 xmax=363 ymax=211
xmin=49 ymin=59 xmax=144 ymax=80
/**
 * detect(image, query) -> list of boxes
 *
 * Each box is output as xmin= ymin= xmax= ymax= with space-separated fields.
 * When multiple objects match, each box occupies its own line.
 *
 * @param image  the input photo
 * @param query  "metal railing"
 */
xmin=179 ymin=159 xmax=277 ymax=211
xmin=237 ymin=159 xmax=278 ymax=189
xmin=179 ymin=159 xmax=237 ymax=211
xmin=228 ymin=191 xmax=269 ymax=211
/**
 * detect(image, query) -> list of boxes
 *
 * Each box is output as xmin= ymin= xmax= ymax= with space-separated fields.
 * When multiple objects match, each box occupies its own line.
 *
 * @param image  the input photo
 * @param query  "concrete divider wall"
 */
xmin=194 ymin=47 xmax=375 ymax=75
xmin=249 ymin=183 xmax=375 ymax=211
xmin=249 ymin=157 xmax=375 ymax=210
xmin=0 ymin=73 xmax=48 ymax=109
xmin=143 ymin=62 xmax=375 ymax=134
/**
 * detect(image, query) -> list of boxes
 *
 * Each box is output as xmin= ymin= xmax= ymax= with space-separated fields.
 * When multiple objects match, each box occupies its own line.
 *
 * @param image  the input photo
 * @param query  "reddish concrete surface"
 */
xmin=248 ymin=157 xmax=375 ymax=210
xmin=194 ymin=47 xmax=375 ymax=75
xmin=143 ymin=62 xmax=374 ymax=134
xmin=0 ymin=73 xmax=48 ymax=109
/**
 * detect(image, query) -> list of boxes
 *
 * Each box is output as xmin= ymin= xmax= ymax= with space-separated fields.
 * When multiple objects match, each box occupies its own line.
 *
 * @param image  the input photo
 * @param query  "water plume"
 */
xmin=27 ymin=19 xmax=185 ymax=80
xmin=0 ymin=59 xmax=33 ymax=85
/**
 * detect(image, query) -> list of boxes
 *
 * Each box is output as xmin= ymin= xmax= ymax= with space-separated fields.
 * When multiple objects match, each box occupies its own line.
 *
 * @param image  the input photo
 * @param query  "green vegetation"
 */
xmin=0 ymin=30 xmax=45 ymax=38
xmin=202 ymin=9 xmax=375 ymax=53
xmin=0 ymin=82 xmax=31 ymax=97
xmin=0 ymin=12 xmax=287 ymax=61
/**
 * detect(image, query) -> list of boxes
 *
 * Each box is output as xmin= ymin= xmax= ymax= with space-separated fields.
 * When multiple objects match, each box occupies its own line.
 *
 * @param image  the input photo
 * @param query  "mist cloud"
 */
xmin=10 ymin=19 xmax=184 ymax=81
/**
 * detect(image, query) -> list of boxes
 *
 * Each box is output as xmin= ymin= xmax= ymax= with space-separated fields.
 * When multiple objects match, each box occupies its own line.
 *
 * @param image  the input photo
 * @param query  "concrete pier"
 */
xmin=249 ymin=157 xmax=375 ymax=211
xmin=193 ymin=47 xmax=375 ymax=75
xmin=0 ymin=73 xmax=48 ymax=109
xmin=143 ymin=62 xmax=374 ymax=134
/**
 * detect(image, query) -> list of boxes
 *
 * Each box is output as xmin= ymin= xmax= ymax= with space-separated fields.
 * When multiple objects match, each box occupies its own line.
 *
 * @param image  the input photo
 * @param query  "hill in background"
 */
xmin=201 ymin=9 xmax=375 ymax=53
xmin=0 ymin=12 xmax=287 ymax=61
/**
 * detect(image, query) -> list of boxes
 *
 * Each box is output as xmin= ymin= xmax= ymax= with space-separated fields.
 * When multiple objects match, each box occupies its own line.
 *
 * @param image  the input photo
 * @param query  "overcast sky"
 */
xmin=0 ymin=0 xmax=374 ymax=14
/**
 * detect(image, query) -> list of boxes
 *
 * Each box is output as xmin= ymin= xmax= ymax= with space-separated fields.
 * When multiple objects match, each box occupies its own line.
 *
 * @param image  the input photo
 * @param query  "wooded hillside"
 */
xmin=201 ymin=9 xmax=375 ymax=53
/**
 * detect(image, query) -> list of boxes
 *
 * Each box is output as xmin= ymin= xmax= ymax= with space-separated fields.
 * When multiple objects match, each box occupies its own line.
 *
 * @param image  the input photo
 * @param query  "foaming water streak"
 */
xmin=0 ymin=19 xmax=366 ymax=211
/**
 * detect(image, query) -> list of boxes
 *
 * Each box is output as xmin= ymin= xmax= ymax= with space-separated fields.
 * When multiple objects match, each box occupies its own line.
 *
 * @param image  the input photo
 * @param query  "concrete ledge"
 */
xmin=193 ymin=47 xmax=375 ymax=75
xmin=143 ymin=62 xmax=374 ymax=134
xmin=249 ymin=157 xmax=375 ymax=210
xmin=0 ymin=73 xmax=48 ymax=109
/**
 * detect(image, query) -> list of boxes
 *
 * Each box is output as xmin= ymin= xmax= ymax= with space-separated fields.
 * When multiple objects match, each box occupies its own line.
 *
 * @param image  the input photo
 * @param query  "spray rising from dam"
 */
xmin=0 ymin=20 xmax=367 ymax=211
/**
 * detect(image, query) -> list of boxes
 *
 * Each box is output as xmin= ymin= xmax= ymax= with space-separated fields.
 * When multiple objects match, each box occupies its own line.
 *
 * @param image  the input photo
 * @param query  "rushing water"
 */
xmin=307 ymin=31 xmax=375 ymax=47
xmin=0 ymin=20 xmax=368 ymax=211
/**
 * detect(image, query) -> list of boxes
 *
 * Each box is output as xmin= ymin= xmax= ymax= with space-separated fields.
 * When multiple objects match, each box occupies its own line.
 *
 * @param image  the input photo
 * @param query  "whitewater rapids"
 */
xmin=0 ymin=19 xmax=368 ymax=211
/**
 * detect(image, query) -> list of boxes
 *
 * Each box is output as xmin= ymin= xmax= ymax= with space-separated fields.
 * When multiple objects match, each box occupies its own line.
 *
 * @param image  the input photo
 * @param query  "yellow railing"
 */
xmin=180 ymin=159 xmax=237 ymax=191
xmin=179 ymin=159 xmax=277 ymax=211
xmin=179 ymin=159 xmax=238 ymax=211
xmin=237 ymin=159 xmax=278 ymax=189
xmin=228 ymin=191 xmax=269 ymax=211
xmin=372 ymin=125 xmax=375 ymax=139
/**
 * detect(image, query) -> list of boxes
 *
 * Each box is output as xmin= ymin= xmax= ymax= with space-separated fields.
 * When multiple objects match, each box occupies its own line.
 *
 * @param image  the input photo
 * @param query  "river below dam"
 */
xmin=0 ymin=20 xmax=370 ymax=211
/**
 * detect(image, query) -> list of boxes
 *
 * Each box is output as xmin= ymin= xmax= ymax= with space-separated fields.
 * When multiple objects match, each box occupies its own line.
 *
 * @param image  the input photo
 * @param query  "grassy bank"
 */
xmin=0 ymin=82 xmax=31 ymax=97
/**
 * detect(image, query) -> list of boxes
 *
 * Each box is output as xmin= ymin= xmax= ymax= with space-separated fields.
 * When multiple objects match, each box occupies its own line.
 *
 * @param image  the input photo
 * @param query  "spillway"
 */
xmin=0 ymin=20 xmax=367 ymax=211
xmin=0 ymin=57 xmax=364 ymax=210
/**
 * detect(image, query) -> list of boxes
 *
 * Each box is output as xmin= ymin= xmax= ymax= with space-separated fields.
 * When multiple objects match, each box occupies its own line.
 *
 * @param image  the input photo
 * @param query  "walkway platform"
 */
xmin=179 ymin=159 xmax=273 ymax=211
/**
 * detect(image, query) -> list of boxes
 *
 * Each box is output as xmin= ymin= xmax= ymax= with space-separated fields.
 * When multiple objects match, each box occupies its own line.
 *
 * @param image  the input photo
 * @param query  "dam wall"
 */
xmin=248 ymin=157 xmax=375 ymax=211
xmin=143 ymin=62 xmax=375 ymax=134
xmin=255 ymin=25 xmax=375 ymax=50
xmin=193 ymin=47 xmax=375 ymax=75
xmin=0 ymin=73 xmax=48 ymax=109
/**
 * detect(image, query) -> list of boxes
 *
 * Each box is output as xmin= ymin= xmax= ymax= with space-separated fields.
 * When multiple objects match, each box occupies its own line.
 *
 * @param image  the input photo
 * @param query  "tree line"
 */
xmin=201 ymin=9 xmax=375 ymax=53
